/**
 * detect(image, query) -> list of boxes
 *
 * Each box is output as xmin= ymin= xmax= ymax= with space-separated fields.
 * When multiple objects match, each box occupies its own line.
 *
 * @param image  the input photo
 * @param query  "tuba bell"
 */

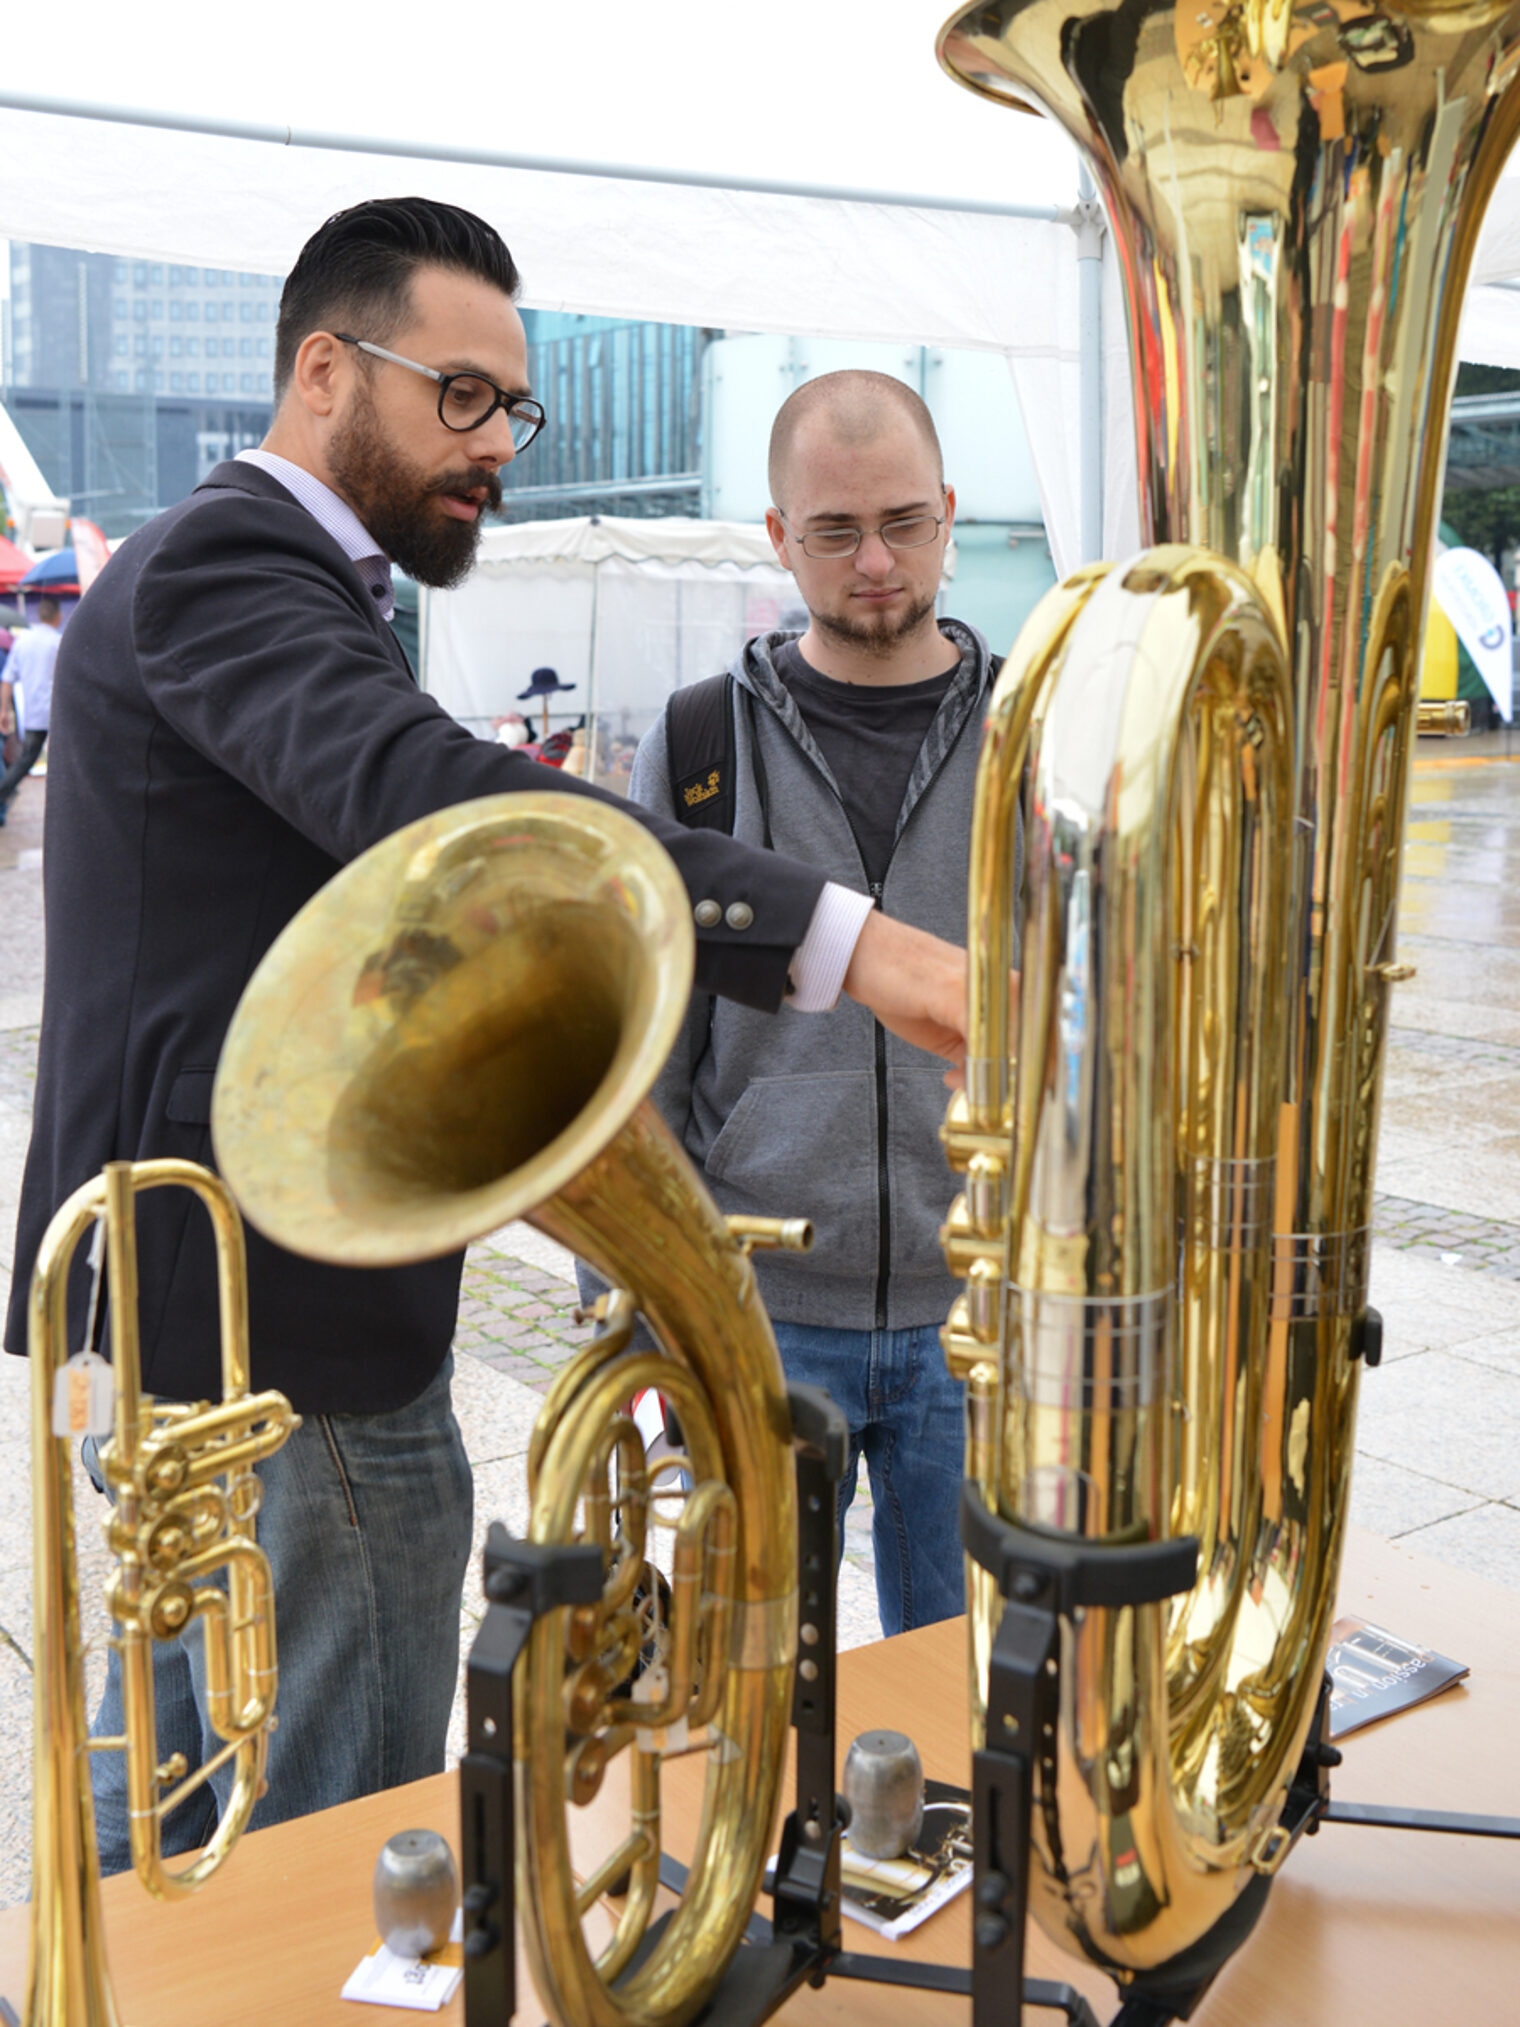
xmin=211 ymin=792 xmax=805 ymax=2027
xmin=24 ymin=1159 xmax=297 ymax=2027
xmin=937 ymin=0 xmax=1520 ymax=1992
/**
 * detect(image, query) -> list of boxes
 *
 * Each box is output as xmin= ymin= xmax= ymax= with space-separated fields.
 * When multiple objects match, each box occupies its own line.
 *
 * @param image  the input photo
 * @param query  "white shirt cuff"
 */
xmin=787 ymin=883 xmax=876 ymax=1011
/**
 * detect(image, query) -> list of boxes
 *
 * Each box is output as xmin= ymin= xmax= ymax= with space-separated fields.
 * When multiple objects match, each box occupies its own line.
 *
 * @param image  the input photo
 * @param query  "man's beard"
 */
xmin=327 ymin=387 xmax=503 ymax=589
xmin=811 ymin=584 xmax=939 ymax=657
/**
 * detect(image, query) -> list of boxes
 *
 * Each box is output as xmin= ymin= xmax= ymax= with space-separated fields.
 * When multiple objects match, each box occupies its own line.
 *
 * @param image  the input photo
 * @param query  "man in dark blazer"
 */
xmin=4 ymin=196 xmax=969 ymax=1869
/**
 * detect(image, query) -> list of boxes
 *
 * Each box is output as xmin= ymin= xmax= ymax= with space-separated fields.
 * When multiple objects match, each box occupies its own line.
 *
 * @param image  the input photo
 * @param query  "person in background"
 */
xmin=608 ymin=370 xmax=1008 ymax=1636
xmin=0 ymin=595 xmax=63 ymax=825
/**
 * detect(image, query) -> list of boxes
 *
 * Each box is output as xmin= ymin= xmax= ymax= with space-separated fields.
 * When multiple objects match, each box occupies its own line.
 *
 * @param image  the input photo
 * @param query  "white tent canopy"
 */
xmin=4 ymin=0 xmax=1520 ymax=575
xmin=424 ymin=515 xmax=792 ymax=768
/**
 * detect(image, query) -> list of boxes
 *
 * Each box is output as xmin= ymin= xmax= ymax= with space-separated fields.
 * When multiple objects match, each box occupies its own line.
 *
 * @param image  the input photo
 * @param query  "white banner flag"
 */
xmin=1433 ymin=547 xmax=1514 ymax=723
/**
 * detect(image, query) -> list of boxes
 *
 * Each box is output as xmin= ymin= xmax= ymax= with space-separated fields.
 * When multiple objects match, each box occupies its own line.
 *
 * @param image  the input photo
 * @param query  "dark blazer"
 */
xmin=4 ymin=461 xmax=824 ymax=1411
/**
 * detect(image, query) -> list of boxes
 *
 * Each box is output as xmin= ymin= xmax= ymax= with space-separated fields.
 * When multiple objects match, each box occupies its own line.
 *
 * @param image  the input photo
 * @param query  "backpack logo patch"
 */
xmin=681 ymin=767 xmax=723 ymax=810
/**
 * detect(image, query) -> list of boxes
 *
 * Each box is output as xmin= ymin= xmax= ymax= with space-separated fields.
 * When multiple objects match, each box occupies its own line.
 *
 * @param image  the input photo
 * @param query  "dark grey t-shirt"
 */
xmin=774 ymin=638 xmax=959 ymax=888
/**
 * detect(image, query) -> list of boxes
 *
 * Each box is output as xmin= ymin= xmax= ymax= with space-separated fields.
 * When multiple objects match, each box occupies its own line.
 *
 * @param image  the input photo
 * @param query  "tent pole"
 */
xmin=1074 ymin=164 xmax=1106 ymax=565
xmin=0 ymin=90 xmax=1066 ymax=225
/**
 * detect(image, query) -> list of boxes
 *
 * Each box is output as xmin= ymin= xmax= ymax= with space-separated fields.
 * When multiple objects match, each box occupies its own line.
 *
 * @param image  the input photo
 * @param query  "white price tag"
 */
xmin=51 ymin=1350 xmax=114 ymax=1440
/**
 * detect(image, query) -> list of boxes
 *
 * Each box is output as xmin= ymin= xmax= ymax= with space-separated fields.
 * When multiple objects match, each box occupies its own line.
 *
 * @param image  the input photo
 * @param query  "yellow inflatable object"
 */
xmin=1421 ymin=603 xmax=1459 ymax=700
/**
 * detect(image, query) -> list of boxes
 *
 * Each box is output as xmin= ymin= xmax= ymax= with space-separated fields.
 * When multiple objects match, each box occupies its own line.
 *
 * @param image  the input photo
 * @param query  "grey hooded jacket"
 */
xmin=630 ymin=621 xmax=999 ymax=1332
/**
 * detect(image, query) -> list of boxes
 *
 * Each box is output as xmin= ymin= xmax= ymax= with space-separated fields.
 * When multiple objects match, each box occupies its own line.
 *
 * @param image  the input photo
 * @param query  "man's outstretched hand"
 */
xmin=841 ymin=912 xmax=969 ymax=1083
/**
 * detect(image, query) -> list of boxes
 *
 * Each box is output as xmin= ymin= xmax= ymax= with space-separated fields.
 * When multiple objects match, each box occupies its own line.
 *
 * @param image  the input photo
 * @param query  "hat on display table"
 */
xmin=518 ymin=666 xmax=576 ymax=736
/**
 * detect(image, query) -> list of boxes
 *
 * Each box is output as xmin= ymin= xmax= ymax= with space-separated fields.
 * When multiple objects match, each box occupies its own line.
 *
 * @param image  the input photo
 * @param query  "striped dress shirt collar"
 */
xmin=235 ymin=447 xmax=395 ymax=622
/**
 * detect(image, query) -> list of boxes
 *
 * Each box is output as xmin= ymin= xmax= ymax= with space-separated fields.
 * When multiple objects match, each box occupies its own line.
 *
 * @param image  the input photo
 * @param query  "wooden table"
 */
xmin=2 ymin=1525 xmax=1516 ymax=2025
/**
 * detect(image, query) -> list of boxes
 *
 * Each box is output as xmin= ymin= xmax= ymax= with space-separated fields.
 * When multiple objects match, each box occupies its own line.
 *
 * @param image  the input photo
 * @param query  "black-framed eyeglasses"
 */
xmin=335 ymin=334 xmax=547 ymax=450
xmin=779 ymin=513 xmax=946 ymax=559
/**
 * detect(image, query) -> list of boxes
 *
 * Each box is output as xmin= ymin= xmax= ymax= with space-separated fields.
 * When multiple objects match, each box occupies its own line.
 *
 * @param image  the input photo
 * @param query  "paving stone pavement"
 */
xmin=3 ymin=747 xmax=1520 ymax=1915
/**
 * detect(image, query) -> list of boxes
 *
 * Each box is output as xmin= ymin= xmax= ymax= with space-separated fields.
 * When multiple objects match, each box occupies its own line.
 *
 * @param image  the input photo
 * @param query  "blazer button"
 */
xmin=725 ymin=902 xmax=755 ymax=931
xmin=694 ymin=899 xmax=722 ymax=928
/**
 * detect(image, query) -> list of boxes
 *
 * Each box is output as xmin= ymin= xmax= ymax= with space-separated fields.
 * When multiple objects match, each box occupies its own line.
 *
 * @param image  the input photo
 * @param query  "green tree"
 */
xmin=1441 ymin=364 xmax=1520 ymax=571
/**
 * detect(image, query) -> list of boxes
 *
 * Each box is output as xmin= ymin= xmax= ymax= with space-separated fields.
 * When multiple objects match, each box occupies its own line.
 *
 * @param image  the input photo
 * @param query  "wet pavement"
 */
xmin=2 ymin=735 xmax=1520 ymax=1905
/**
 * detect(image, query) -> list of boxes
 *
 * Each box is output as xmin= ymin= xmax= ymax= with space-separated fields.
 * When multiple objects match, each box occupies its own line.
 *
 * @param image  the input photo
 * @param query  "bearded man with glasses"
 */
xmin=607 ymin=370 xmax=1010 ymax=1639
xmin=7 ymin=207 xmax=974 ymax=1868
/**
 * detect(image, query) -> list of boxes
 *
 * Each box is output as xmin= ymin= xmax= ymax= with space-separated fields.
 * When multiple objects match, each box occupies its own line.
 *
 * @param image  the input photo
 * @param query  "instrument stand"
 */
xmin=459 ymin=1385 xmax=1100 ymax=2027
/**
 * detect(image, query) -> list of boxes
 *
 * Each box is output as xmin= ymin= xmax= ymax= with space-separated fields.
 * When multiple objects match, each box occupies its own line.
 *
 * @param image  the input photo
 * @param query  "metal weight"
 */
xmin=842 ymin=1729 xmax=924 ymax=1860
xmin=373 ymin=1829 xmax=459 ymax=1958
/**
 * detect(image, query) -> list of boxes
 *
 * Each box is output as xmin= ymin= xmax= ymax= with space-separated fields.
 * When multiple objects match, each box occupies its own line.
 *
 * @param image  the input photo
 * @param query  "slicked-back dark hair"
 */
xmin=274 ymin=196 xmax=522 ymax=401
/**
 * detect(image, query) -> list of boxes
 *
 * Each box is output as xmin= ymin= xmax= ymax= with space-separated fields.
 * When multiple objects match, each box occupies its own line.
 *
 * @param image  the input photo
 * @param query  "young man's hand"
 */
xmin=841 ymin=912 xmax=969 ymax=1081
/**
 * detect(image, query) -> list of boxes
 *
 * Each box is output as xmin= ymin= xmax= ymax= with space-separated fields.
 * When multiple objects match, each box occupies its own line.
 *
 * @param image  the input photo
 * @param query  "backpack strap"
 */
xmin=666 ymin=672 xmax=737 ymax=834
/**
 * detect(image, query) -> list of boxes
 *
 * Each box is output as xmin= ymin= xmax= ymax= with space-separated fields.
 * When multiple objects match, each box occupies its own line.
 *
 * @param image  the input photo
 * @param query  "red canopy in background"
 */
xmin=0 ymin=536 xmax=31 ymax=591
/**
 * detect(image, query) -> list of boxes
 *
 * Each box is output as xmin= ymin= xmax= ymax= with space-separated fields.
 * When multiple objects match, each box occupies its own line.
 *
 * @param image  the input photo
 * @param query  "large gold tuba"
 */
xmin=937 ymin=0 xmax=1520 ymax=1988
xmin=24 ymin=1160 xmax=296 ymax=2027
xmin=211 ymin=792 xmax=804 ymax=2027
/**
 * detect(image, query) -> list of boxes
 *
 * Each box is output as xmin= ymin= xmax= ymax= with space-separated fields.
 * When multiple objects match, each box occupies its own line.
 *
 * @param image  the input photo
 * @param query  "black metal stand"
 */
xmin=458 ymin=1353 xmax=1520 ymax=2027
xmin=460 ymin=1386 xmax=1097 ymax=2026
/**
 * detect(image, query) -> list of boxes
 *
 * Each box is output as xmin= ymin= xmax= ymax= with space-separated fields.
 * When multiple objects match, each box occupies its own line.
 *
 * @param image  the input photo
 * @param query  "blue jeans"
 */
xmin=85 ymin=1354 xmax=472 ymax=1874
xmin=770 ymin=1321 xmax=965 ymax=1638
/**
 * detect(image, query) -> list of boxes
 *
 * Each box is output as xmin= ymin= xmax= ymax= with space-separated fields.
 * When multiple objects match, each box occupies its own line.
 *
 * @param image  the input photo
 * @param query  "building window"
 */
xmin=170 ymin=371 xmax=184 ymax=392
xmin=257 ymin=336 xmax=270 ymax=357
xmin=151 ymin=300 xmax=163 ymax=319
xmin=185 ymin=302 xmax=199 ymax=322
xmin=134 ymin=299 xmax=148 ymax=321
xmin=223 ymin=270 xmax=235 ymax=285
xmin=241 ymin=301 xmax=255 ymax=322
xmin=257 ymin=301 xmax=272 ymax=321
xmin=154 ymin=371 xmax=165 ymax=392
xmin=114 ymin=369 xmax=130 ymax=390
xmin=134 ymin=262 xmax=148 ymax=287
xmin=114 ymin=298 xmax=127 ymax=319
xmin=114 ymin=260 xmax=128 ymax=282
xmin=152 ymin=335 xmax=164 ymax=358
xmin=115 ymin=334 xmax=128 ymax=356
xmin=134 ymin=369 xmax=148 ymax=391
xmin=150 ymin=265 xmax=164 ymax=285
xmin=188 ymin=372 xmax=200 ymax=392
xmin=170 ymin=301 xmax=182 ymax=321
xmin=187 ymin=337 xmax=200 ymax=357
xmin=259 ymin=373 xmax=272 ymax=394
xmin=170 ymin=336 xmax=183 ymax=358
xmin=241 ymin=373 xmax=255 ymax=393
xmin=239 ymin=338 xmax=253 ymax=358
xmin=203 ymin=267 xmax=218 ymax=285
xmin=134 ymin=333 xmax=148 ymax=357
xmin=224 ymin=338 xmax=238 ymax=357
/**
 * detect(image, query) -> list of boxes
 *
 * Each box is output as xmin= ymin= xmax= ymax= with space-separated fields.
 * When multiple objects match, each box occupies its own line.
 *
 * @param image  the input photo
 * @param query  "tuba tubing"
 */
xmin=937 ymin=0 xmax=1520 ymax=1983
xmin=212 ymin=792 xmax=800 ymax=2027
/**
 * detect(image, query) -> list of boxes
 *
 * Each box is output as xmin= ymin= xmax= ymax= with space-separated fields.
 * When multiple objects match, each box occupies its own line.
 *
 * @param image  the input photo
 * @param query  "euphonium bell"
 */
xmin=212 ymin=792 xmax=803 ymax=2027
xmin=937 ymin=0 xmax=1520 ymax=1991
xmin=24 ymin=1160 xmax=296 ymax=2027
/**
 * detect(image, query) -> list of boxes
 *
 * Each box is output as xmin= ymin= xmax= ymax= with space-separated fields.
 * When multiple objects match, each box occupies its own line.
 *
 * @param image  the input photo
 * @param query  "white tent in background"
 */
xmin=423 ymin=516 xmax=792 ymax=775
xmin=3 ymin=0 xmax=1520 ymax=576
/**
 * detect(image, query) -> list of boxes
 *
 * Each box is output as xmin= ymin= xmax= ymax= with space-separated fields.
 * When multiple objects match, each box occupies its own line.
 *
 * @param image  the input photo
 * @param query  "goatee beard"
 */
xmin=812 ymin=587 xmax=939 ymax=657
xmin=327 ymin=387 xmax=503 ymax=589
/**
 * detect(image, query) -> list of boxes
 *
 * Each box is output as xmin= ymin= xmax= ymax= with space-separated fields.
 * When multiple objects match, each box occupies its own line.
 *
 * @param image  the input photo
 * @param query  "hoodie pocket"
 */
xmin=704 ymin=1070 xmax=877 ymax=1282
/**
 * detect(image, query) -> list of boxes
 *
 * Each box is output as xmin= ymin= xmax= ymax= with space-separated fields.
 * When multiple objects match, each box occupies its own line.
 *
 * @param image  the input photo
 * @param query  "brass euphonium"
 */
xmin=211 ymin=792 xmax=804 ymax=2027
xmin=937 ymin=0 xmax=1520 ymax=1987
xmin=24 ymin=1160 xmax=297 ymax=2027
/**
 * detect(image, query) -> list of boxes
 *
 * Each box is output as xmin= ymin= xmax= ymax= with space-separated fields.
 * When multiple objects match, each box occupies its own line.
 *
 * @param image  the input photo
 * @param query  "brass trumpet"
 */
xmin=211 ymin=792 xmax=803 ymax=2027
xmin=937 ymin=0 xmax=1520 ymax=1991
xmin=24 ymin=1160 xmax=296 ymax=2027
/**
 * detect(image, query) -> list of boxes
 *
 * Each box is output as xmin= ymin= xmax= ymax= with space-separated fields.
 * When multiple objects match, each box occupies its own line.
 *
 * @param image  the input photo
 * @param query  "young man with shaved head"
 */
xmin=6 ymin=215 xmax=973 ymax=1868
xmin=624 ymin=369 xmax=1003 ymax=1635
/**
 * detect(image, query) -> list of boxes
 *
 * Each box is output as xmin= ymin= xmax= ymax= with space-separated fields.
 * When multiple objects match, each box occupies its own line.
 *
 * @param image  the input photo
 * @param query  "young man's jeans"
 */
xmin=0 ymin=727 xmax=46 ymax=811
xmin=85 ymin=1354 xmax=472 ymax=1875
xmin=769 ymin=1320 xmax=964 ymax=1637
